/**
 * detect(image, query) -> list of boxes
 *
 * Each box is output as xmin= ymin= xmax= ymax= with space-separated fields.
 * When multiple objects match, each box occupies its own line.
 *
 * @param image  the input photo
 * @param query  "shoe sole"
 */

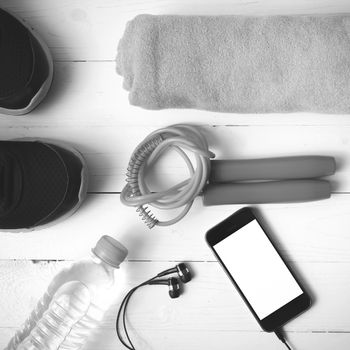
xmin=3 ymin=138 xmax=88 ymax=232
xmin=0 ymin=9 xmax=54 ymax=116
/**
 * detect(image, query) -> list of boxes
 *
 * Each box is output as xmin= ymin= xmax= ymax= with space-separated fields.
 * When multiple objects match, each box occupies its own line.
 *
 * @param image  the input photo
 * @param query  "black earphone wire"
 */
xmin=116 ymin=289 xmax=135 ymax=349
xmin=123 ymin=288 xmax=138 ymax=349
xmin=275 ymin=328 xmax=294 ymax=350
xmin=117 ymin=285 xmax=142 ymax=350
xmin=116 ymin=277 xmax=157 ymax=350
xmin=118 ymin=286 xmax=144 ymax=350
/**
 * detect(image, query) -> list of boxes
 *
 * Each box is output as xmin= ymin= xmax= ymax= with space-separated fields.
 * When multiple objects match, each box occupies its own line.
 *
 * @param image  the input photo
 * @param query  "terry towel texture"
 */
xmin=116 ymin=14 xmax=350 ymax=113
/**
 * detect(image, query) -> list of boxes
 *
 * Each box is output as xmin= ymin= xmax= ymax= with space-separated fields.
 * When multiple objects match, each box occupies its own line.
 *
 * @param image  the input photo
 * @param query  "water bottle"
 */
xmin=6 ymin=235 xmax=128 ymax=350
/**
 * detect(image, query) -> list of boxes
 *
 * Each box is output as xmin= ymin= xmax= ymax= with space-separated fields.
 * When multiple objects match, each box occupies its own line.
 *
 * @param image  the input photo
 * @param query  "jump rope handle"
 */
xmin=210 ymin=156 xmax=336 ymax=183
xmin=203 ymin=180 xmax=331 ymax=206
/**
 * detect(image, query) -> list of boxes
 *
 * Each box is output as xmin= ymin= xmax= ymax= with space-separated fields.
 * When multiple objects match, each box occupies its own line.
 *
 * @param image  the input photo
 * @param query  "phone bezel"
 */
xmin=205 ymin=207 xmax=311 ymax=332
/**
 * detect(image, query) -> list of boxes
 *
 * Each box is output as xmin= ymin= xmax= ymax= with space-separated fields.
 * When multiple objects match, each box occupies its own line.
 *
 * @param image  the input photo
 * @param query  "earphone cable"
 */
xmin=284 ymin=341 xmax=293 ymax=350
xmin=118 ymin=286 xmax=145 ymax=350
xmin=275 ymin=328 xmax=294 ymax=350
xmin=117 ymin=285 xmax=145 ymax=350
xmin=122 ymin=287 xmax=140 ymax=350
xmin=116 ymin=288 xmax=136 ymax=350
xmin=116 ymin=277 xmax=157 ymax=350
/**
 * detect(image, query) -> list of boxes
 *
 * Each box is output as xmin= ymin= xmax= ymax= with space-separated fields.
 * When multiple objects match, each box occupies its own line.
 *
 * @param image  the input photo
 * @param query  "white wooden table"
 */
xmin=1 ymin=0 xmax=350 ymax=349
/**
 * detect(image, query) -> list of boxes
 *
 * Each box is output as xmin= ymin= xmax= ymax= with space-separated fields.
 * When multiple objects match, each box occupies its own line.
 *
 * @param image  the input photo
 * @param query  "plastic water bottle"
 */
xmin=6 ymin=235 xmax=128 ymax=350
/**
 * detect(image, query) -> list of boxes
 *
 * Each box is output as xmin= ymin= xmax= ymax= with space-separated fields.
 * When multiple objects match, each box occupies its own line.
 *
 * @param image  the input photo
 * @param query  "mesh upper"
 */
xmin=0 ymin=141 xmax=69 ymax=229
xmin=0 ymin=9 xmax=34 ymax=98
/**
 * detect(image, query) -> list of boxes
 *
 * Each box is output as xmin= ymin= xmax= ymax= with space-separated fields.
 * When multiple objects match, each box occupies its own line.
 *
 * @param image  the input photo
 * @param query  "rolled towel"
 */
xmin=116 ymin=14 xmax=350 ymax=113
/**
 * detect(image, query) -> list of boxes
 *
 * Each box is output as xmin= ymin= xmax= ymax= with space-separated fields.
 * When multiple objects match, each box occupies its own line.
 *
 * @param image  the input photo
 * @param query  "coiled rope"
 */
xmin=120 ymin=124 xmax=215 ymax=228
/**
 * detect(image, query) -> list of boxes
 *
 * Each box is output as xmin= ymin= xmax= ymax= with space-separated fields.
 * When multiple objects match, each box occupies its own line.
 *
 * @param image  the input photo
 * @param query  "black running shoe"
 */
xmin=0 ymin=8 xmax=53 ymax=115
xmin=0 ymin=140 xmax=88 ymax=231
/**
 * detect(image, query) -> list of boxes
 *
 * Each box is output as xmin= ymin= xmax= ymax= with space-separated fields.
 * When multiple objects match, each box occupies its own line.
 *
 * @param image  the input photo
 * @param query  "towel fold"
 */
xmin=116 ymin=14 xmax=350 ymax=113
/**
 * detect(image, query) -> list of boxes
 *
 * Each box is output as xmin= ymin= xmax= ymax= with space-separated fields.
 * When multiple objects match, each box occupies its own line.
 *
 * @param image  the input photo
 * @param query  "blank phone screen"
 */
xmin=213 ymin=219 xmax=303 ymax=320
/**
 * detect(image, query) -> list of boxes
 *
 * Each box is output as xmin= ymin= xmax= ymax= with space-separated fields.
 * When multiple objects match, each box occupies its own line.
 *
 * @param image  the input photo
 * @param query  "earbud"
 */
xmin=157 ymin=263 xmax=192 ymax=283
xmin=147 ymin=263 xmax=191 ymax=299
xmin=148 ymin=277 xmax=181 ymax=298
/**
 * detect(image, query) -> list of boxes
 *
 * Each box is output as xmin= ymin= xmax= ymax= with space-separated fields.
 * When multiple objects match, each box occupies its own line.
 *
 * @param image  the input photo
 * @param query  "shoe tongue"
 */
xmin=0 ymin=153 xmax=22 ymax=215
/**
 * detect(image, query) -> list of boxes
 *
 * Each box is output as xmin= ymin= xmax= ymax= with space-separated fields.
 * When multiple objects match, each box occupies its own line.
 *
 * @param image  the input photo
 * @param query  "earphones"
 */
xmin=116 ymin=263 xmax=192 ymax=349
xmin=149 ymin=263 xmax=192 ymax=298
xmin=148 ymin=277 xmax=181 ymax=298
xmin=157 ymin=262 xmax=192 ymax=283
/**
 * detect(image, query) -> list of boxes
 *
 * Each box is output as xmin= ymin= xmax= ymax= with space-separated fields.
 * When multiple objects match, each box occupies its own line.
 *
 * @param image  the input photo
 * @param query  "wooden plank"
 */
xmin=0 ymin=121 xmax=348 ymax=193
xmin=1 ymin=61 xmax=350 ymax=127
xmin=2 ymin=0 xmax=350 ymax=61
xmin=1 ymin=328 xmax=350 ymax=350
xmin=1 ymin=260 xmax=350 ymax=333
xmin=83 ymin=330 xmax=350 ymax=350
xmin=1 ymin=194 xmax=349 ymax=262
xmin=1 ymin=327 xmax=349 ymax=350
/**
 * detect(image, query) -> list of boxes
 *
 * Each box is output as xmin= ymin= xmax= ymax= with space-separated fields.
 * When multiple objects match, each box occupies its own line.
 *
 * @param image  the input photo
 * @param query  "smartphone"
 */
xmin=205 ymin=207 xmax=311 ymax=332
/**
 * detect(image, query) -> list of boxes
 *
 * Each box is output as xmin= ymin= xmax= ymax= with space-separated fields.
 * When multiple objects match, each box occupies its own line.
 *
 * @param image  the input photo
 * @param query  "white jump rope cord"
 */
xmin=120 ymin=124 xmax=215 ymax=228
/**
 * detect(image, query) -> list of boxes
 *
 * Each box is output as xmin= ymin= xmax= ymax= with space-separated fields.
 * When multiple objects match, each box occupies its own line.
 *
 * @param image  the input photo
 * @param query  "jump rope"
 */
xmin=121 ymin=124 xmax=336 ymax=228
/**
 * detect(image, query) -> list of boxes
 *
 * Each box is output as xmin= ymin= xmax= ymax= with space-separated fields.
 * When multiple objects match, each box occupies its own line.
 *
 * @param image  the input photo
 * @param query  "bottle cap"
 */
xmin=92 ymin=235 xmax=128 ymax=268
